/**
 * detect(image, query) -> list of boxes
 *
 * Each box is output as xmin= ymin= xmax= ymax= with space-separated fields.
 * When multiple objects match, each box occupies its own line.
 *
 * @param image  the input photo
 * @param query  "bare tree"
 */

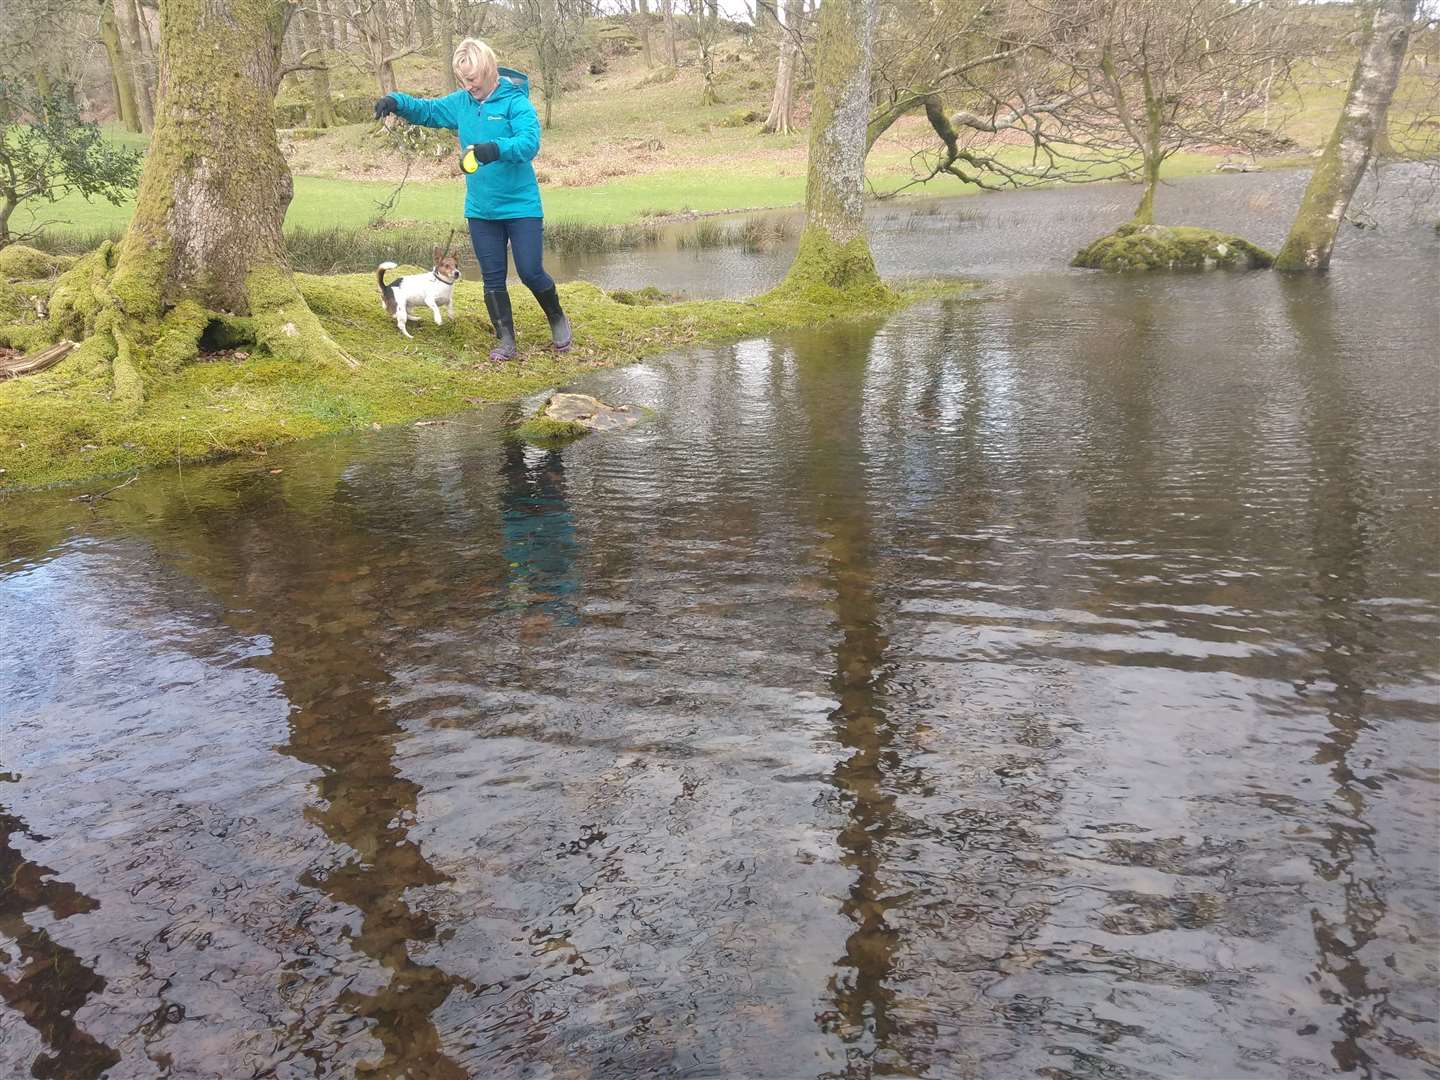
xmin=318 ymin=0 xmax=340 ymax=47
xmin=339 ymin=0 xmax=437 ymax=95
xmin=762 ymin=0 xmax=803 ymax=133
xmin=513 ymin=0 xmax=588 ymax=128
xmin=0 ymin=0 xmax=95 ymax=105
xmin=1070 ymin=0 xmax=1299 ymax=224
xmin=631 ymin=0 xmax=655 ymax=68
xmin=1386 ymin=7 xmax=1440 ymax=210
xmin=413 ymin=0 xmax=433 ymax=50
xmin=433 ymin=0 xmax=456 ymax=91
xmin=660 ymin=0 xmax=678 ymax=65
xmin=864 ymin=0 xmax=1121 ymax=195
xmin=687 ymin=0 xmax=721 ymax=104
xmin=864 ymin=0 xmax=1298 ymax=212
xmin=1276 ymin=0 xmax=1420 ymax=269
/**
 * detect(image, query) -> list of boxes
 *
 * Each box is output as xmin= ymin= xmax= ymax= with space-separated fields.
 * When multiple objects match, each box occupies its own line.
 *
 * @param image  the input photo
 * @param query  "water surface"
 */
xmin=2 ymin=173 xmax=1438 ymax=1078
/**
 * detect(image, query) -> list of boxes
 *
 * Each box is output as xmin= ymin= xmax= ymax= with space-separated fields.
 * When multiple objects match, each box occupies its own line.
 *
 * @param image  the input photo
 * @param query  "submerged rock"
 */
xmin=544 ymin=393 xmax=643 ymax=431
xmin=1071 ymin=224 xmax=1274 ymax=273
xmin=515 ymin=392 xmax=643 ymax=445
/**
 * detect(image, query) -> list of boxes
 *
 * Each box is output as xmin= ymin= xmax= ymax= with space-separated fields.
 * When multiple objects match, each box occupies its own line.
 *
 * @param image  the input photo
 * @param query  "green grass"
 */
xmin=24 ymin=162 xmax=819 ymax=234
xmin=24 ymin=145 xmax=1246 ymax=244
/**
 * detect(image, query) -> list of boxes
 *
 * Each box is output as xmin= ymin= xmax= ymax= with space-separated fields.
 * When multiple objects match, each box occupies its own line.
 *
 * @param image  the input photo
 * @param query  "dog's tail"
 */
xmin=376 ymin=261 xmax=398 ymax=316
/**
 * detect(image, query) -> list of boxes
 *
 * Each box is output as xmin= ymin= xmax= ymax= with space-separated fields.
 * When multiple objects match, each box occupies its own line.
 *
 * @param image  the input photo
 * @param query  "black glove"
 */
xmin=373 ymin=95 xmax=398 ymax=120
xmin=471 ymin=142 xmax=500 ymax=165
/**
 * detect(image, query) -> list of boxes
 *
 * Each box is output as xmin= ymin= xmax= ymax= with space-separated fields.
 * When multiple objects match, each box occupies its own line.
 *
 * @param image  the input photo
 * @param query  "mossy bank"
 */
xmin=0 ymin=249 xmax=965 ymax=491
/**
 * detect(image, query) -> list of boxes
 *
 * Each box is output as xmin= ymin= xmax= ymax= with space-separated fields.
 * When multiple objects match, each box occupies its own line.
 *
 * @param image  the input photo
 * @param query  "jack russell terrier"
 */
xmin=376 ymin=249 xmax=462 ymax=338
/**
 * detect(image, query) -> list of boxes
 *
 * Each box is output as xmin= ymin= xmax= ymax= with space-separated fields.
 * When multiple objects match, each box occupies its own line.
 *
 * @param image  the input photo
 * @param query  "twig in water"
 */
xmin=71 ymin=474 xmax=137 ymax=505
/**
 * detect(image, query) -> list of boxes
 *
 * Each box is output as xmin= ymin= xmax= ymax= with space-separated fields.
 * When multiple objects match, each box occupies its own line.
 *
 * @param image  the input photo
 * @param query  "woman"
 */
xmin=375 ymin=39 xmax=571 ymax=361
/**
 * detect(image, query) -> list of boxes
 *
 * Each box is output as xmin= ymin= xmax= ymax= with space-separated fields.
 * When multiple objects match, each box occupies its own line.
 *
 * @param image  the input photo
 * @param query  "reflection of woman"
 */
xmin=374 ymin=39 xmax=572 ymax=361
xmin=501 ymin=440 xmax=580 ymax=625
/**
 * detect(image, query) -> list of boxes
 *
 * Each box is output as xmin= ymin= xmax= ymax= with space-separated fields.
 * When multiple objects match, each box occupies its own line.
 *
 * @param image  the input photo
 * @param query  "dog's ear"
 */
xmin=432 ymin=245 xmax=442 ymax=264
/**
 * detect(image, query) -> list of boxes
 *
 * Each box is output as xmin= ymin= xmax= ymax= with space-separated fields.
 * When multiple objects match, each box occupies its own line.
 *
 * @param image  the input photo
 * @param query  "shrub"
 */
xmin=0 ymin=79 xmax=142 ymax=249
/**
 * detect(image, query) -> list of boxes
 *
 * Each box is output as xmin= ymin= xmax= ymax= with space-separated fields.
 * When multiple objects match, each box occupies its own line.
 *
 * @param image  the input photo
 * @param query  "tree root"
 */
xmin=247 ymin=267 xmax=358 ymax=369
xmin=32 ymin=243 xmax=357 ymax=411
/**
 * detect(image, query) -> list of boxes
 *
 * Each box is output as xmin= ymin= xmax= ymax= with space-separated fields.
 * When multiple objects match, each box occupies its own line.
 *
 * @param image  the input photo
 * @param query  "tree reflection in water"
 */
xmin=786 ymin=320 xmax=925 ymax=1078
xmin=1283 ymin=277 xmax=1393 ymax=1077
xmin=0 ymin=794 xmax=120 ymax=1079
xmin=169 ymin=486 xmax=480 ymax=1077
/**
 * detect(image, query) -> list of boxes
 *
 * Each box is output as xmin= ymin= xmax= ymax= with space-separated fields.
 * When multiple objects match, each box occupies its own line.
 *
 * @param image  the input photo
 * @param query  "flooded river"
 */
xmin=2 ymin=172 xmax=1438 ymax=1078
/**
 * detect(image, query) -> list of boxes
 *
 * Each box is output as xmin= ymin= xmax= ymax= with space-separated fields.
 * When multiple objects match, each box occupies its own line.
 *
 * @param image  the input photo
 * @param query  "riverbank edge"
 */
xmin=0 ymin=269 xmax=974 ymax=493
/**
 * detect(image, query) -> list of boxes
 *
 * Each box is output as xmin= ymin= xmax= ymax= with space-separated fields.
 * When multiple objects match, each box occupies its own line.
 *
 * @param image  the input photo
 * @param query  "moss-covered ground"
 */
xmin=512 ymin=413 xmax=593 ymax=446
xmin=0 ymin=251 xmax=964 ymax=491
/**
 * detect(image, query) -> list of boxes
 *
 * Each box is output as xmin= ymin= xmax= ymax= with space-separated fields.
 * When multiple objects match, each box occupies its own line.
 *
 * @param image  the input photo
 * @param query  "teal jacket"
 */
xmin=390 ymin=68 xmax=543 ymax=221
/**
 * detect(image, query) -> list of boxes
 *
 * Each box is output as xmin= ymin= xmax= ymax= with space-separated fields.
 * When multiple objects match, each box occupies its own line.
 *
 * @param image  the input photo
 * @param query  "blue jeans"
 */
xmin=467 ymin=217 xmax=554 ymax=293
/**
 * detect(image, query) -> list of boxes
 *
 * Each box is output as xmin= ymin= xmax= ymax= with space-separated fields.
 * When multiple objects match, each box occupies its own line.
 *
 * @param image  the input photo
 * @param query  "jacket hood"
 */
xmin=490 ymin=67 xmax=531 ymax=100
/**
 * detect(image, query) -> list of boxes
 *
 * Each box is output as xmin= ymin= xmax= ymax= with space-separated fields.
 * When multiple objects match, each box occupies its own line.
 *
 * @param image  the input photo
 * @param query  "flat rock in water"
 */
xmin=544 ymin=393 xmax=642 ymax=432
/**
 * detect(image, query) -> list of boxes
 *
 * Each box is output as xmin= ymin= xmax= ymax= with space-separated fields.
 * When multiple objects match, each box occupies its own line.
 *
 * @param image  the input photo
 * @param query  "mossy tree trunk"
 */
xmin=48 ymin=0 xmax=352 ymax=409
xmin=121 ymin=0 xmax=296 ymax=313
xmin=299 ymin=4 xmax=338 ymax=127
xmin=116 ymin=0 xmax=155 ymax=132
xmin=780 ymin=0 xmax=880 ymax=291
xmin=1132 ymin=77 xmax=1166 ymax=225
xmin=1275 ymin=0 xmax=1416 ymax=271
xmin=99 ymin=0 xmax=142 ymax=134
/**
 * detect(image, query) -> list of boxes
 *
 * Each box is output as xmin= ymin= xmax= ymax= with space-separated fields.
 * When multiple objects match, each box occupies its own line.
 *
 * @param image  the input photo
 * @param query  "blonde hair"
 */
xmin=453 ymin=39 xmax=499 ymax=97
